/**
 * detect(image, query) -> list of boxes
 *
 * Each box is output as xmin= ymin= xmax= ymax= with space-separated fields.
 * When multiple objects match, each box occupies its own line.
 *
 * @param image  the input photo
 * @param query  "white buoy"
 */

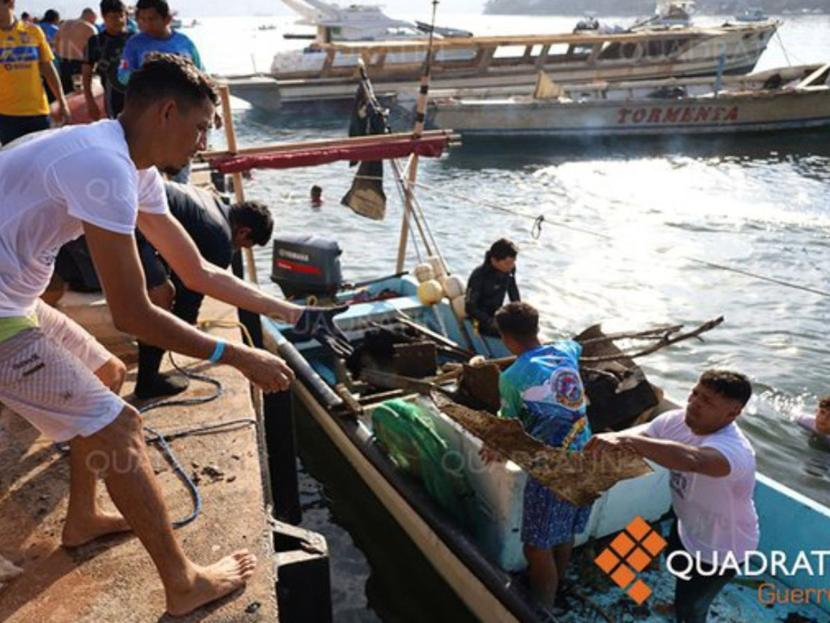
xmin=427 ymin=255 xmax=447 ymax=280
xmin=442 ymin=275 xmax=465 ymax=300
xmin=451 ymin=295 xmax=467 ymax=319
xmin=413 ymin=263 xmax=435 ymax=283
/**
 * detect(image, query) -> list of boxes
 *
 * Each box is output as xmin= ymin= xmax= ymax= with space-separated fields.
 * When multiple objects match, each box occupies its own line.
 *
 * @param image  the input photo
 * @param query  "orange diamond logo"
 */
xmin=610 ymin=563 xmax=636 ymax=589
xmin=594 ymin=549 xmax=620 ymax=574
xmin=627 ymin=579 xmax=652 ymax=605
xmin=593 ymin=516 xmax=664 ymax=604
xmin=610 ymin=532 xmax=636 ymax=557
xmin=643 ymin=530 xmax=668 ymax=557
xmin=626 ymin=516 xmax=652 ymax=541
xmin=627 ymin=547 xmax=652 ymax=572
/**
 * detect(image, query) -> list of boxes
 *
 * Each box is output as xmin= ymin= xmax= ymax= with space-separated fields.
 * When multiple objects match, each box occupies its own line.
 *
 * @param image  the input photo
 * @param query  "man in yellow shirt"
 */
xmin=0 ymin=0 xmax=70 ymax=145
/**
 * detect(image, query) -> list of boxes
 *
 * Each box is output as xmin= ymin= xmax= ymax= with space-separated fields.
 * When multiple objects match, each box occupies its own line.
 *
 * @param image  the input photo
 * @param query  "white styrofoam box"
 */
xmin=417 ymin=397 xmax=528 ymax=572
xmin=416 ymin=396 xmax=673 ymax=571
xmin=577 ymin=463 xmax=672 ymax=545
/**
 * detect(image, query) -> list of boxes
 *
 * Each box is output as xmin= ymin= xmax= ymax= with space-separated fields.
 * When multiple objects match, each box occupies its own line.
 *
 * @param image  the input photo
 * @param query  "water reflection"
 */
xmin=439 ymin=130 xmax=830 ymax=175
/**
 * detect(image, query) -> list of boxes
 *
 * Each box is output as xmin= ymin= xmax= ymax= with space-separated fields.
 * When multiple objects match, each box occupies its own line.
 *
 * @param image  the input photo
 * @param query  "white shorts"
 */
xmin=0 ymin=300 xmax=125 ymax=443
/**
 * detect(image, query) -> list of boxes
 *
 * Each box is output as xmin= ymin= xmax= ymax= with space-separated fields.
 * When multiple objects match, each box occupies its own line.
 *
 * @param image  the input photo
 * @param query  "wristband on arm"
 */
xmin=209 ymin=339 xmax=226 ymax=364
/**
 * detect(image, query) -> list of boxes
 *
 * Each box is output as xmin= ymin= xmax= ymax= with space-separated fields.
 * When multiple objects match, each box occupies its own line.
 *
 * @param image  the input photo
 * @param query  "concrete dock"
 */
xmin=0 ymin=299 xmax=279 ymax=622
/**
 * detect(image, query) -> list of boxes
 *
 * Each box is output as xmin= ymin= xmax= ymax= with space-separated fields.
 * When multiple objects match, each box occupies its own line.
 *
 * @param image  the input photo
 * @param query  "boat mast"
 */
xmin=395 ymin=0 xmax=439 ymax=273
xmin=218 ymin=85 xmax=259 ymax=285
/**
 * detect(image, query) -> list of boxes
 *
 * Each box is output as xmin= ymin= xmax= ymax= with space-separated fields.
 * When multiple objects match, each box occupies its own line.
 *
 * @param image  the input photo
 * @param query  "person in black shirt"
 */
xmin=82 ymin=0 xmax=131 ymax=118
xmin=465 ymin=238 xmax=521 ymax=337
xmin=134 ymin=182 xmax=274 ymax=398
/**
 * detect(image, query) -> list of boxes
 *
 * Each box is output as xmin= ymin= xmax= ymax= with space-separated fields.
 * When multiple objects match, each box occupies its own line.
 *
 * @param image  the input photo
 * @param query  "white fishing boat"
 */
xmin=280 ymin=0 xmax=472 ymax=43
xmin=631 ymin=0 xmax=696 ymax=28
xmin=222 ymin=0 xmax=778 ymax=112
xmin=735 ymin=7 xmax=771 ymax=22
xmin=429 ymin=62 xmax=830 ymax=137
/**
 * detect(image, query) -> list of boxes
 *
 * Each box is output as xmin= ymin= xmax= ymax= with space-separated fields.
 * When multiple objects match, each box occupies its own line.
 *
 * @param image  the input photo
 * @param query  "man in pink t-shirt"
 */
xmin=587 ymin=369 xmax=759 ymax=623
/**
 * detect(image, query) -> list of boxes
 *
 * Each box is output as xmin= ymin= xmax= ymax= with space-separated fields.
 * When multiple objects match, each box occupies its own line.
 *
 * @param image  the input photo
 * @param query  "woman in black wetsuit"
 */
xmin=465 ymin=238 xmax=520 ymax=337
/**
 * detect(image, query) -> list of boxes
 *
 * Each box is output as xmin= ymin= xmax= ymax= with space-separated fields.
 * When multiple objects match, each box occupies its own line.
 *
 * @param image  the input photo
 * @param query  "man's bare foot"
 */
xmin=61 ymin=511 xmax=132 ymax=547
xmin=166 ymin=550 xmax=257 ymax=617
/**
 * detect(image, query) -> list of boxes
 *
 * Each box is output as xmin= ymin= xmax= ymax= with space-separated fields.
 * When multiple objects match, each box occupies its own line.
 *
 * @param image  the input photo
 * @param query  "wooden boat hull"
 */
xmin=432 ymin=84 xmax=830 ymax=137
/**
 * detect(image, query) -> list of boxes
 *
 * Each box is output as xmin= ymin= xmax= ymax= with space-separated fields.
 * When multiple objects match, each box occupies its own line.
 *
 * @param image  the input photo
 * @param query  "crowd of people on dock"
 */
xmin=0 ymin=0 xmax=198 ymax=147
xmin=1 ymin=0 xmax=828 ymax=619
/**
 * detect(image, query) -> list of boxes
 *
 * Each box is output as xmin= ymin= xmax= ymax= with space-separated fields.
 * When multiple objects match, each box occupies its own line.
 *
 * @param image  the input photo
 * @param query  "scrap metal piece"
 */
xmin=431 ymin=392 xmax=652 ymax=507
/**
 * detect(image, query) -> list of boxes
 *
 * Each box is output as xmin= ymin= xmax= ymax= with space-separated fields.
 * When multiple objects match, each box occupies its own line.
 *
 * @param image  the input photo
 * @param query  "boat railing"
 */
xmin=796 ymin=62 xmax=830 ymax=89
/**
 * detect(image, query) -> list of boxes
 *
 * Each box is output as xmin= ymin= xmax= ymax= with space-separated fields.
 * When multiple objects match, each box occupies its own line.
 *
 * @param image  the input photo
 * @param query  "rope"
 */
xmin=138 ymin=354 xmax=225 ymax=528
xmin=532 ymin=215 xmax=545 ymax=240
xmin=137 ymin=321 xmax=259 ymax=528
xmin=774 ymin=30 xmax=792 ymax=67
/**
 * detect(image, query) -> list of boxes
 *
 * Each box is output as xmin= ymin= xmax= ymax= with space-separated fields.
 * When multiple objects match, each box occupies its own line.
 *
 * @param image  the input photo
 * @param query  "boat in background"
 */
xmin=631 ymin=0 xmax=696 ymax=29
xmin=280 ymin=0 xmax=473 ymax=43
xmin=223 ymin=16 xmax=778 ymax=112
xmin=735 ymin=7 xmax=771 ymax=22
xmin=429 ymin=63 xmax=830 ymax=137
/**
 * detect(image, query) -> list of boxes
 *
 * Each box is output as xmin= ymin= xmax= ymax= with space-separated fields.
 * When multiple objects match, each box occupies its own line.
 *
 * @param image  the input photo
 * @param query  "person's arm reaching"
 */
xmin=584 ymin=430 xmax=731 ymax=477
xmin=137 ymin=210 xmax=304 ymax=323
xmin=83 ymin=222 xmax=295 ymax=392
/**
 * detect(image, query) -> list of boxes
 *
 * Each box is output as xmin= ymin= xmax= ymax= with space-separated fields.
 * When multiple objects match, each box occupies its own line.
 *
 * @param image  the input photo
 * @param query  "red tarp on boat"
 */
xmin=207 ymin=134 xmax=450 ymax=173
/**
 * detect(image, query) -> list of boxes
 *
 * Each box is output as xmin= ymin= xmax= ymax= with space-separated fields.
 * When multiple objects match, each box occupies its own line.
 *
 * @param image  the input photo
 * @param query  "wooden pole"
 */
xmin=219 ymin=84 xmax=259 ymax=285
xmin=395 ymin=0 xmax=438 ymax=273
xmin=395 ymin=153 xmax=420 ymax=272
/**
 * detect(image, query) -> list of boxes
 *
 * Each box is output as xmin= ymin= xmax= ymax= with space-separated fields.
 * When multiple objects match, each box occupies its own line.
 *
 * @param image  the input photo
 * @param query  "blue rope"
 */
xmin=137 ymin=357 xmax=223 ymax=528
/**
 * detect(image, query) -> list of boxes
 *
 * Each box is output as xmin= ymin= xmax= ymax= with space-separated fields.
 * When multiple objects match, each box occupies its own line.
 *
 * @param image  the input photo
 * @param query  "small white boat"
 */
xmin=735 ymin=7 xmax=770 ymax=22
xmin=279 ymin=0 xmax=471 ymax=43
xmin=430 ymin=63 xmax=830 ymax=137
xmin=631 ymin=0 xmax=696 ymax=29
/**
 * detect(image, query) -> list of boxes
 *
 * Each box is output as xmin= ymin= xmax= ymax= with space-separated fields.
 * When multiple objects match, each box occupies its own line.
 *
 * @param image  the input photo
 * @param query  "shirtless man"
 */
xmin=0 ymin=54 xmax=330 ymax=616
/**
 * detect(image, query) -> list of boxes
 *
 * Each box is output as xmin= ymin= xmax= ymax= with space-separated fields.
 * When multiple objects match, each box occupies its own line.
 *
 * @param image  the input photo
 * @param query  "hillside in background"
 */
xmin=483 ymin=0 xmax=830 ymax=15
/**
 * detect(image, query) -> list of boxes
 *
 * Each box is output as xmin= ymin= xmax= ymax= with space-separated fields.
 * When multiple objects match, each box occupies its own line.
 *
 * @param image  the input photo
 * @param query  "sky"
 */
xmin=18 ymin=0 xmax=487 ymax=18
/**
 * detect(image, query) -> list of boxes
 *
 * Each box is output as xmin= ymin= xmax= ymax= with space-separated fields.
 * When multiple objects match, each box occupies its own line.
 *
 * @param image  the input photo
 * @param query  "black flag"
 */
xmin=341 ymin=79 xmax=389 ymax=221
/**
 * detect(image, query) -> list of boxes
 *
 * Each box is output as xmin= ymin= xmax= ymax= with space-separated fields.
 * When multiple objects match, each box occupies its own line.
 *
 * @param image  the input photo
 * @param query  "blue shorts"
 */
xmin=521 ymin=477 xmax=592 ymax=549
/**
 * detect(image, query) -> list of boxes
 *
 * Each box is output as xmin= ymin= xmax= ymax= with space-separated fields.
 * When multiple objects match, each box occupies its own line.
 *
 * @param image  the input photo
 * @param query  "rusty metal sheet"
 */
xmin=432 ymin=392 xmax=652 ymax=506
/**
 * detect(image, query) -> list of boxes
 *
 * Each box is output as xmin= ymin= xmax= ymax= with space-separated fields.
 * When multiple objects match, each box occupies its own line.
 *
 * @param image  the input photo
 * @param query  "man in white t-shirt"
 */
xmin=0 ymin=54 xmax=349 ymax=616
xmin=586 ymin=369 xmax=759 ymax=623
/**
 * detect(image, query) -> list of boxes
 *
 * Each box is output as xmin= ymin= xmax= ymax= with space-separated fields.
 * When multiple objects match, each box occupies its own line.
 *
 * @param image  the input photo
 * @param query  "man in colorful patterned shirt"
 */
xmin=481 ymin=302 xmax=593 ymax=611
xmin=0 ymin=0 xmax=70 ymax=145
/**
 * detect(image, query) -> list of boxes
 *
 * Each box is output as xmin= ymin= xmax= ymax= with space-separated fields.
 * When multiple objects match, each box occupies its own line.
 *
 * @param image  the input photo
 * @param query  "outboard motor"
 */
xmin=271 ymin=234 xmax=343 ymax=299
